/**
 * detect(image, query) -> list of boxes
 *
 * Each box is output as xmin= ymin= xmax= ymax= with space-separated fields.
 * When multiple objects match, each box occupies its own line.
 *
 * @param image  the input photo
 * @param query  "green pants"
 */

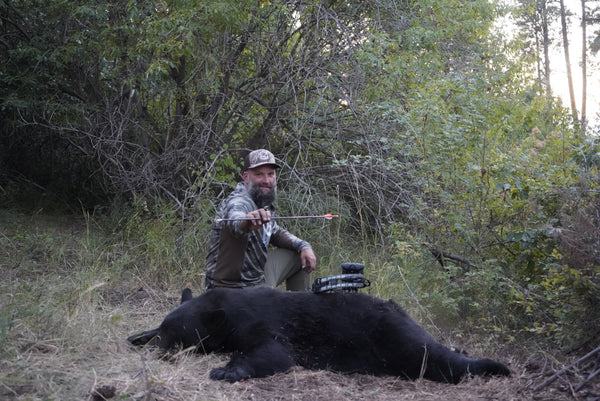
xmin=263 ymin=248 xmax=311 ymax=291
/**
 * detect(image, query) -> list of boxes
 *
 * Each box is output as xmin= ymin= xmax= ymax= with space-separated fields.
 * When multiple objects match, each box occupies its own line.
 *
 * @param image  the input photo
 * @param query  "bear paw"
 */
xmin=210 ymin=366 xmax=251 ymax=382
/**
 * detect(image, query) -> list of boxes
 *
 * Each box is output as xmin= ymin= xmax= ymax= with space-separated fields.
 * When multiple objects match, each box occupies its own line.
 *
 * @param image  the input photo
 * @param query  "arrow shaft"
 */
xmin=215 ymin=214 xmax=339 ymax=222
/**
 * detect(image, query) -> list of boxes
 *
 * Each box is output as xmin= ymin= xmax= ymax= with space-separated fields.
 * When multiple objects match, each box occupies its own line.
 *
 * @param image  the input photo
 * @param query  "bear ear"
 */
xmin=201 ymin=309 xmax=228 ymax=330
xmin=180 ymin=288 xmax=193 ymax=304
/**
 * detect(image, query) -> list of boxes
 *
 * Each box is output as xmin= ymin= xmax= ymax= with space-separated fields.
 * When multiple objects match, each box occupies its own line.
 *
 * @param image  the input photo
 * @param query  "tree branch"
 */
xmin=533 ymin=345 xmax=600 ymax=392
xmin=421 ymin=242 xmax=479 ymax=269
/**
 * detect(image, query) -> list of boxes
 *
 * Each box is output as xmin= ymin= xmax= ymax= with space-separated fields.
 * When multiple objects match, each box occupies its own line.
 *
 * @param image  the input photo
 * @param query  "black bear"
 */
xmin=127 ymin=287 xmax=510 ymax=383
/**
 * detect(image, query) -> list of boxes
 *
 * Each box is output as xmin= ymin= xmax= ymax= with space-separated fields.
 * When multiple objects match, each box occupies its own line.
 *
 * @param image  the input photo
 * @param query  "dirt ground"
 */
xmin=1 ymin=283 xmax=598 ymax=401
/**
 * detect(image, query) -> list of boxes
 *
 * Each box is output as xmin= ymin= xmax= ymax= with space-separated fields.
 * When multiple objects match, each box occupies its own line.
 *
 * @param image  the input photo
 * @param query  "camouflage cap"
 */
xmin=243 ymin=149 xmax=281 ymax=170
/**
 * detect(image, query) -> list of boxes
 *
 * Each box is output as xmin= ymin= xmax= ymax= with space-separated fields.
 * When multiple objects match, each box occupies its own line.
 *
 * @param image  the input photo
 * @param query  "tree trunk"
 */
xmin=559 ymin=0 xmax=578 ymax=122
xmin=581 ymin=0 xmax=587 ymax=126
xmin=542 ymin=0 xmax=552 ymax=97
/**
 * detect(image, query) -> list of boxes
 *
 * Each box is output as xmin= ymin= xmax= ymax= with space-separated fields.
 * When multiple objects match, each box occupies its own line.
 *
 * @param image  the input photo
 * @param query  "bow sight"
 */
xmin=311 ymin=263 xmax=371 ymax=293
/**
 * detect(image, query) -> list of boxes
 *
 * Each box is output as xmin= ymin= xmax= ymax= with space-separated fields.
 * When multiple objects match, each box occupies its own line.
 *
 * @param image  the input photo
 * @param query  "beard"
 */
xmin=247 ymin=180 xmax=277 ymax=208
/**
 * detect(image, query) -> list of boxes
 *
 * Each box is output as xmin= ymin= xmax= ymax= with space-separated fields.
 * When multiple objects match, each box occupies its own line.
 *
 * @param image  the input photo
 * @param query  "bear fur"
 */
xmin=127 ymin=287 xmax=510 ymax=383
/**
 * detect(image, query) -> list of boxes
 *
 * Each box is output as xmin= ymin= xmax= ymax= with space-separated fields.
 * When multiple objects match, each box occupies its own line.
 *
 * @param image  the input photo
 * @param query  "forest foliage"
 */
xmin=1 ymin=0 xmax=599 ymax=351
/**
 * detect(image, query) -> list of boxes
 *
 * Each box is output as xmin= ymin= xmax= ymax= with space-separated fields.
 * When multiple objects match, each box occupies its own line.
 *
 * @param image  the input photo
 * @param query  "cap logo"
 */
xmin=251 ymin=150 xmax=272 ymax=165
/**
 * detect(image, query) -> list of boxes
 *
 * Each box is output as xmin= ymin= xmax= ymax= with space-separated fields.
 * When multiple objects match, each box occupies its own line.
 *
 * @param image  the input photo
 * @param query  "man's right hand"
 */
xmin=240 ymin=208 xmax=271 ymax=232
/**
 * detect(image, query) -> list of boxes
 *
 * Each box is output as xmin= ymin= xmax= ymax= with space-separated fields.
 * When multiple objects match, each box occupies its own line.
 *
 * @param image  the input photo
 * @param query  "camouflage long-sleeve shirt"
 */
xmin=204 ymin=182 xmax=311 ymax=289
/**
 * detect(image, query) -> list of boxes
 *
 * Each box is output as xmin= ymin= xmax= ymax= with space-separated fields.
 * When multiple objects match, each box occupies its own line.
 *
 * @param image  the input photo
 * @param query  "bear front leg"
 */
xmin=209 ymin=340 xmax=295 ymax=382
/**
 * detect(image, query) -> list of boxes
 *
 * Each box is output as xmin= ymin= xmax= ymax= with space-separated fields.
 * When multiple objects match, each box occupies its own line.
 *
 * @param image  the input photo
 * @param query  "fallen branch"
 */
xmin=575 ymin=366 xmax=600 ymax=392
xmin=421 ymin=242 xmax=479 ymax=269
xmin=533 ymin=345 xmax=600 ymax=392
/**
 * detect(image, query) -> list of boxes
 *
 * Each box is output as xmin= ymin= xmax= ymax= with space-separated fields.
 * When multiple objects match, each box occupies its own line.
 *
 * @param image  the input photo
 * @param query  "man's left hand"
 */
xmin=300 ymin=248 xmax=317 ymax=273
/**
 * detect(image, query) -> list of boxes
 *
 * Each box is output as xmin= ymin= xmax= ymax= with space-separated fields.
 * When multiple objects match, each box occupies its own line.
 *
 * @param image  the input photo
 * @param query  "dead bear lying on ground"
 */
xmin=127 ymin=287 xmax=510 ymax=383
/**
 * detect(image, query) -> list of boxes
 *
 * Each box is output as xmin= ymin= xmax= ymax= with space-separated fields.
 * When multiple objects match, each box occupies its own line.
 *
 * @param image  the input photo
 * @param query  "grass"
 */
xmin=0 ymin=209 xmax=593 ymax=400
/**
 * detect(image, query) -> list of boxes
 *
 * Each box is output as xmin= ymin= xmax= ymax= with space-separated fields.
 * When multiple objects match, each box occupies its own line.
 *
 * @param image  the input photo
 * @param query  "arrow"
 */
xmin=215 ymin=213 xmax=339 ymax=223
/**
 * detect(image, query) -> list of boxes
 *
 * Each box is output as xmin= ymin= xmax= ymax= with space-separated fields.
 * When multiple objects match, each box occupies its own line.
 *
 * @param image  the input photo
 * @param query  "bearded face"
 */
xmin=244 ymin=165 xmax=277 ymax=207
xmin=247 ymin=179 xmax=277 ymax=207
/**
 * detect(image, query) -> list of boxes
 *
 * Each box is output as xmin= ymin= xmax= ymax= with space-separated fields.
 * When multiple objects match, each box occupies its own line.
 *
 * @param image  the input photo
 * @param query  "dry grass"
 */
xmin=0 ymin=211 xmax=598 ymax=401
